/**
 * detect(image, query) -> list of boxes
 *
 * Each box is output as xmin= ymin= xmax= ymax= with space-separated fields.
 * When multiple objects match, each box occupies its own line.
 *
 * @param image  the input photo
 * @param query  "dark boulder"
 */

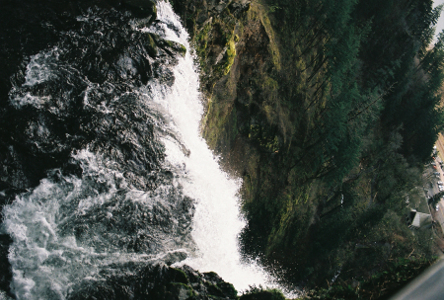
xmin=67 ymin=263 xmax=238 ymax=300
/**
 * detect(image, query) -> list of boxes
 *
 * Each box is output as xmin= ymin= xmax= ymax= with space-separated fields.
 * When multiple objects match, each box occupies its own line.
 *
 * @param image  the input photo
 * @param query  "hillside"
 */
xmin=171 ymin=0 xmax=444 ymax=298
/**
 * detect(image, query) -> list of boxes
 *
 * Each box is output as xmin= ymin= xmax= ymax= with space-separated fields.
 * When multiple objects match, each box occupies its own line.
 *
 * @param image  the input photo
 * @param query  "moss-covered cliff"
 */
xmin=171 ymin=0 xmax=443 ymax=298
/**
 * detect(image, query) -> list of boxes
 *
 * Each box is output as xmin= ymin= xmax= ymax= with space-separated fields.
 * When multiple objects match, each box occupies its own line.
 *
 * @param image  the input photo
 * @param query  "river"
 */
xmin=0 ymin=1 xmax=275 ymax=299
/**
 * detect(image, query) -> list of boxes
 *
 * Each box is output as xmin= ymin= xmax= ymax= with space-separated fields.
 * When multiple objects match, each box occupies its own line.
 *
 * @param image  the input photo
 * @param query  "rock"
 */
xmin=163 ymin=40 xmax=187 ymax=57
xmin=67 ymin=263 xmax=238 ymax=300
xmin=0 ymin=234 xmax=13 ymax=297
xmin=239 ymin=289 xmax=286 ymax=300
xmin=151 ymin=33 xmax=187 ymax=57
xmin=145 ymin=33 xmax=159 ymax=57
xmin=163 ymin=251 xmax=188 ymax=266
xmin=122 ymin=0 xmax=157 ymax=20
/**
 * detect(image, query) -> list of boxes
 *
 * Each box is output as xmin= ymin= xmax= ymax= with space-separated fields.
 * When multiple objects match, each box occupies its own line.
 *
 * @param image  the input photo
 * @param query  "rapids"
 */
xmin=0 ymin=1 xmax=277 ymax=299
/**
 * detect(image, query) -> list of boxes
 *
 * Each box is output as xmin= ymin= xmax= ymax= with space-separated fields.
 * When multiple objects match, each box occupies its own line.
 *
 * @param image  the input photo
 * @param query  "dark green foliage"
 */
xmin=235 ymin=0 xmax=443 ymax=292
xmin=240 ymin=287 xmax=286 ymax=300
xmin=300 ymin=256 xmax=434 ymax=299
xmin=172 ymin=0 xmax=444 ymax=296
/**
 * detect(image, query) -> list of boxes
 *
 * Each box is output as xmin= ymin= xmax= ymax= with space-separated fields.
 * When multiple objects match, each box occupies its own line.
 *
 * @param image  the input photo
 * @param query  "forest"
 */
xmin=171 ymin=0 xmax=444 ymax=298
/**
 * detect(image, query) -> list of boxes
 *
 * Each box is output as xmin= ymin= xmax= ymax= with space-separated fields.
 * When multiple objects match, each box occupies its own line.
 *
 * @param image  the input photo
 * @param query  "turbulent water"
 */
xmin=0 ymin=1 xmax=275 ymax=299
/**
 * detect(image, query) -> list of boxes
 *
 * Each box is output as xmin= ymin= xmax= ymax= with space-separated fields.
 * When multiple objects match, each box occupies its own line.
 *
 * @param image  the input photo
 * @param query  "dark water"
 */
xmin=1 ymin=2 xmax=195 ymax=298
xmin=0 ymin=1 xmax=274 ymax=299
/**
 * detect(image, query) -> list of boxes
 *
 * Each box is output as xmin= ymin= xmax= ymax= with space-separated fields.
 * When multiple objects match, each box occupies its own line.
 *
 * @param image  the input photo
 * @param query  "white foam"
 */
xmin=23 ymin=49 xmax=58 ymax=87
xmin=9 ymin=48 xmax=59 ymax=109
xmin=2 ymin=2 xmax=283 ymax=298
xmin=0 ymin=290 xmax=14 ymax=300
xmin=151 ymin=1 xmax=277 ymax=292
xmin=10 ymin=92 xmax=52 ymax=109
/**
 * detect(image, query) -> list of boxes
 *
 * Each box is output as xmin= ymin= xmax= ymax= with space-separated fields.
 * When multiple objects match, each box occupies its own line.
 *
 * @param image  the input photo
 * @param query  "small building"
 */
xmin=409 ymin=209 xmax=432 ymax=228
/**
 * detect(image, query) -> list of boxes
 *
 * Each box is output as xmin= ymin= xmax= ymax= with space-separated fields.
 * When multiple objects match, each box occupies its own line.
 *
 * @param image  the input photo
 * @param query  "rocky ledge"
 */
xmin=67 ymin=262 xmax=286 ymax=300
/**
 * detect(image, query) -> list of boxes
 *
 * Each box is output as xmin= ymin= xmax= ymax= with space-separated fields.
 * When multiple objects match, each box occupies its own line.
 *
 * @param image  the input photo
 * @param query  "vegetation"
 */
xmin=298 ymin=257 xmax=433 ymax=299
xmin=240 ymin=287 xmax=286 ymax=300
xmin=171 ymin=0 xmax=444 ymax=297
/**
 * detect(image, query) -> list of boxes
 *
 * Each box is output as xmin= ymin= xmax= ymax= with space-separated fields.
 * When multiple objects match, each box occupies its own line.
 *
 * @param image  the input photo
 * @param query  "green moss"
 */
xmin=145 ymin=33 xmax=158 ymax=57
xmin=169 ymin=282 xmax=191 ymax=288
xmin=203 ymin=98 xmax=220 ymax=149
xmin=240 ymin=287 xmax=286 ymax=300
xmin=249 ymin=0 xmax=281 ymax=70
xmin=170 ymin=267 xmax=189 ymax=284
xmin=165 ymin=39 xmax=187 ymax=56
xmin=210 ymin=35 xmax=237 ymax=78
xmin=195 ymin=22 xmax=211 ymax=59
xmin=218 ymin=282 xmax=237 ymax=298
xmin=223 ymin=39 xmax=236 ymax=75
xmin=202 ymin=73 xmax=238 ymax=150
xmin=168 ymin=282 xmax=195 ymax=299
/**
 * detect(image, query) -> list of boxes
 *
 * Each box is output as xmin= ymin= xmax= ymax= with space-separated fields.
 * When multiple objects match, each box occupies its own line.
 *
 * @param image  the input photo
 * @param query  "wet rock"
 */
xmin=169 ymin=0 xmax=250 ymax=90
xmin=151 ymin=33 xmax=187 ymax=57
xmin=163 ymin=40 xmax=187 ymax=57
xmin=239 ymin=289 xmax=286 ymax=300
xmin=145 ymin=33 xmax=159 ymax=57
xmin=0 ymin=234 xmax=13 ymax=297
xmin=0 ymin=1 xmax=191 ymax=297
xmin=163 ymin=251 xmax=188 ymax=266
xmin=67 ymin=263 xmax=238 ymax=300
xmin=122 ymin=0 xmax=157 ymax=20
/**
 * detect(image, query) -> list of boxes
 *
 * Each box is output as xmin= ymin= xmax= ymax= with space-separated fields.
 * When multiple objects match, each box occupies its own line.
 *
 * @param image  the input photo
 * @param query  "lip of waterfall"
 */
xmin=1 ymin=1 xmax=288 ymax=299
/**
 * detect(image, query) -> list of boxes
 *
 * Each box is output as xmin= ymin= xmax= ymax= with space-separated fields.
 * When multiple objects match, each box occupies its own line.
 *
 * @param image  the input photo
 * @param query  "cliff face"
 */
xmin=170 ymin=0 xmax=278 ymax=153
xmin=171 ymin=0 xmax=311 ymax=283
xmin=172 ymin=0 xmax=443 ymax=297
xmin=171 ymin=0 xmax=289 ymax=269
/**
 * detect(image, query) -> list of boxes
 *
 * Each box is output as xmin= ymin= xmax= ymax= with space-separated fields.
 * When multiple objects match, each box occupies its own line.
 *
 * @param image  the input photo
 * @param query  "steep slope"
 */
xmin=172 ymin=0 xmax=444 ymax=297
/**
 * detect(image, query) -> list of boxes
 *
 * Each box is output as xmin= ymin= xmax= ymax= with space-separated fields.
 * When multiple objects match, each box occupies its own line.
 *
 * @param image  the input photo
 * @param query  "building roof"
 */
xmin=411 ymin=211 xmax=432 ymax=228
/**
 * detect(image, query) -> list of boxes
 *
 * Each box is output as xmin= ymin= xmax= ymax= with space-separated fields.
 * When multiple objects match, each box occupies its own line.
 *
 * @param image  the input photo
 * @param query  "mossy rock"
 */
xmin=170 ymin=268 xmax=189 ymax=284
xmin=145 ymin=33 xmax=158 ymax=57
xmin=164 ymin=40 xmax=187 ymax=57
xmin=203 ymin=271 xmax=237 ymax=299
xmin=222 ymin=38 xmax=236 ymax=75
xmin=150 ymin=33 xmax=187 ymax=57
xmin=240 ymin=289 xmax=286 ymax=300
xmin=167 ymin=282 xmax=195 ymax=300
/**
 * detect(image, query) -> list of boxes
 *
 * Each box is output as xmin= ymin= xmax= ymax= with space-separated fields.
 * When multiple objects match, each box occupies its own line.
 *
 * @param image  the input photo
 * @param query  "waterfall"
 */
xmin=1 ymin=1 xmax=277 ymax=299
xmin=149 ymin=2 xmax=274 ymax=291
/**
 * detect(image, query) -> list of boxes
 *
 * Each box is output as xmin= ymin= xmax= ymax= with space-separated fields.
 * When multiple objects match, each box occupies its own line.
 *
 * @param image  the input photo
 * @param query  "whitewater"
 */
xmin=0 ymin=1 xmax=277 ymax=299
